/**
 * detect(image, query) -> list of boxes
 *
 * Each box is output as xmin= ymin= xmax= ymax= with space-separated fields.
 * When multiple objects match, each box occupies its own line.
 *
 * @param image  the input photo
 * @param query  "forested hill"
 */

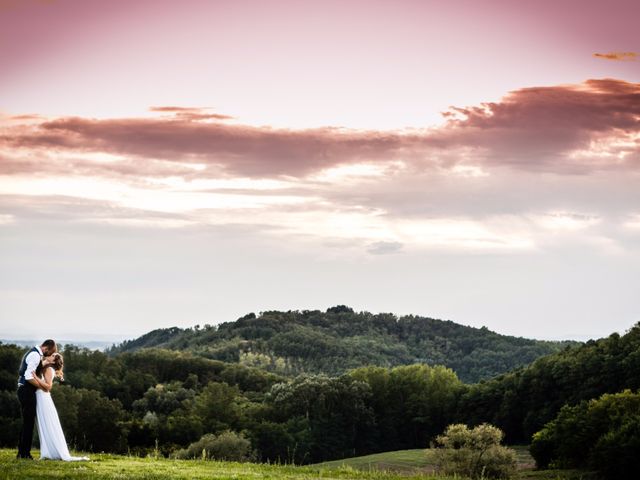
xmin=109 ymin=306 xmax=576 ymax=382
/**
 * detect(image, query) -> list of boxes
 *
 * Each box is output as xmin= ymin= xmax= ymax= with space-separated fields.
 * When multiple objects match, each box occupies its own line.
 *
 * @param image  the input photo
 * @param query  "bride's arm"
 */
xmin=30 ymin=368 xmax=54 ymax=392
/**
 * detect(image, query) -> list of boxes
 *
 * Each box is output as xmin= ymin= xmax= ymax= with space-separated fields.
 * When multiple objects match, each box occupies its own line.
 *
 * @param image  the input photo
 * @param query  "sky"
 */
xmin=1 ymin=0 xmax=639 ymax=342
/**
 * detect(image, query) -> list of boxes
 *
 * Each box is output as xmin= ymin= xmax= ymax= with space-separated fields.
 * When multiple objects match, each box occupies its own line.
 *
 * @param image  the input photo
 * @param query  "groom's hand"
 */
xmin=27 ymin=375 xmax=40 ymax=389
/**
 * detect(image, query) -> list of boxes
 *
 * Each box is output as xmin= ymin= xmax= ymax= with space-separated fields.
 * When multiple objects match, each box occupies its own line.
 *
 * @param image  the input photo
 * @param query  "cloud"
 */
xmin=149 ymin=106 xmax=234 ymax=121
xmin=367 ymin=241 xmax=404 ymax=255
xmin=437 ymin=78 xmax=640 ymax=172
xmin=8 ymin=114 xmax=43 ymax=121
xmin=1 ymin=117 xmax=430 ymax=178
xmin=1 ymin=78 xmax=638 ymax=181
xmin=594 ymin=52 xmax=638 ymax=61
xmin=0 ymin=193 xmax=193 ymax=229
xmin=149 ymin=106 xmax=210 ymax=113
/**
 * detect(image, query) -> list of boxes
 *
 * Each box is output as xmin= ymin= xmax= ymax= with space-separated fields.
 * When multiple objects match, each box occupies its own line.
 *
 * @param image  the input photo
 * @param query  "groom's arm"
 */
xmin=26 ymin=378 xmax=40 ymax=388
xmin=23 ymin=351 xmax=42 ymax=389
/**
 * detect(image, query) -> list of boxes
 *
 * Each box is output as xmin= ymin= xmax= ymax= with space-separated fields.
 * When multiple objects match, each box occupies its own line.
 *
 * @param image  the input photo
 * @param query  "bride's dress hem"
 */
xmin=35 ymin=368 xmax=90 ymax=462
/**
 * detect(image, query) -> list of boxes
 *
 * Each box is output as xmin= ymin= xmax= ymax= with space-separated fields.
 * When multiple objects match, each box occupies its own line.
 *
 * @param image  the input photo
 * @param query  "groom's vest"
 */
xmin=17 ymin=347 xmax=40 ymax=388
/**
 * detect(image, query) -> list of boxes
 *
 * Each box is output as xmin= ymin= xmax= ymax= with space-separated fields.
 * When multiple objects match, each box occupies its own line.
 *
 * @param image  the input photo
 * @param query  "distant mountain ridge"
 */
xmin=1 ymin=338 xmax=117 ymax=351
xmin=109 ymin=306 xmax=577 ymax=383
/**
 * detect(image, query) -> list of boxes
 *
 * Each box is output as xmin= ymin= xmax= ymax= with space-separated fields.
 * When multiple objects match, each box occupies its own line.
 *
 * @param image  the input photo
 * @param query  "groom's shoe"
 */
xmin=16 ymin=454 xmax=34 ymax=460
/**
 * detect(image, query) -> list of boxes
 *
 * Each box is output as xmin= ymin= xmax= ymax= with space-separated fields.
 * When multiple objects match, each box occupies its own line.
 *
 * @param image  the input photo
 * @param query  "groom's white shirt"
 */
xmin=23 ymin=345 xmax=43 ymax=382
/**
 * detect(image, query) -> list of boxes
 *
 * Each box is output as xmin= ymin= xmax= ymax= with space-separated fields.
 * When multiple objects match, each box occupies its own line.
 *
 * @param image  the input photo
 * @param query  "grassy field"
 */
xmin=0 ymin=449 xmax=455 ymax=480
xmin=0 ymin=448 xmax=595 ymax=480
xmin=313 ymin=447 xmax=594 ymax=480
xmin=313 ymin=449 xmax=435 ymax=473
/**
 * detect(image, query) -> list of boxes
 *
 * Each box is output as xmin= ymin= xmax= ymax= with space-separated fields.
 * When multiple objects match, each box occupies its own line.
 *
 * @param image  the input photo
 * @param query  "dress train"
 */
xmin=35 ymin=368 xmax=89 ymax=461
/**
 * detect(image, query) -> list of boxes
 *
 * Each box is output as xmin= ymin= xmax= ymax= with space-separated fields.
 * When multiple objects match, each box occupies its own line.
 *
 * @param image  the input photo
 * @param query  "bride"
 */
xmin=30 ymin=353 xmax=89 ymax=461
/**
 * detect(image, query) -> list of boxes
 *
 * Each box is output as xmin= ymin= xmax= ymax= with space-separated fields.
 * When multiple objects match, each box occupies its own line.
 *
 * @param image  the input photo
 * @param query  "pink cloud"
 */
xmin=148 ymin=106 xmax=234 ymax=121
xmin=593 ymin=52 xmax=638 ymax=61
xmin=2 ymin=115 xmax=429 ymax=177
xmin=1 ymin=78 xmax=638 ymax=179
xmin=436 ymin=78 xmax=640 ymax=171
xmin=148 ymin=106 xmax=210 ymax=113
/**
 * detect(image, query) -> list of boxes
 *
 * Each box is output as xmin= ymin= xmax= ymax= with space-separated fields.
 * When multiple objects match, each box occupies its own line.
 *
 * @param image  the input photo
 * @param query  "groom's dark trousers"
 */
xmin=17 ymin=383 xmax=37 ymax=458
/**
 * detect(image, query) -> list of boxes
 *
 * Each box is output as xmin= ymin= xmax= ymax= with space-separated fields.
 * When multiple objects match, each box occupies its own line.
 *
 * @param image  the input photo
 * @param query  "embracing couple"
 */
xmin=16 ymin=339 xmax=88 ymax=461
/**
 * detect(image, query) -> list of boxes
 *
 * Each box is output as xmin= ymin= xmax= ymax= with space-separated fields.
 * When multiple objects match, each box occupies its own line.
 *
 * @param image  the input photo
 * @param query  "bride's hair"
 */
xmin=50 ymin=353 xmax=64 ymax=381
xmin=34 ymin=352 xmax=65 ymax=381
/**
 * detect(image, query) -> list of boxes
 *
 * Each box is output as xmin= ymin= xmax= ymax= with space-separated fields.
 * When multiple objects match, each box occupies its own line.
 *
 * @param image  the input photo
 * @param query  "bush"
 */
xmin=529 ymin=425 xmax=556 ymax=469
xmin=173 ymin=430 xmax=254 ymax=461
xmin=432 ymin=423 xmax=517 ymax=479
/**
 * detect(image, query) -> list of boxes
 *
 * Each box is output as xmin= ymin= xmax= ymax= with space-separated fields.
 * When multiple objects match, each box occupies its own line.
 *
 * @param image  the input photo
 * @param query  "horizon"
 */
xmin=1 ymin=0 xmax=639 ymax=342
xmin=0 ymin=305 xmax=628 ymax=344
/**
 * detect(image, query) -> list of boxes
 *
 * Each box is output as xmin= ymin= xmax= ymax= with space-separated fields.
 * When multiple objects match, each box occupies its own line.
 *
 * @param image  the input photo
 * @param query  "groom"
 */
xmin=16 ymin=339 xmax=57 ymax=460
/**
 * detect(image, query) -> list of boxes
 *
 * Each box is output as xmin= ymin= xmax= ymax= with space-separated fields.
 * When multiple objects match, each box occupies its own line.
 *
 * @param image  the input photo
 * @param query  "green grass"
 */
xmin=313 ymin=446 xmax=594 ymax=480
xmin=0 ymin=448 xmax=595 ymax=480
xmin=0 ymin=449 xmax=456 ymax=480
xmin=313 ymin=449 xmax=434 ymax=473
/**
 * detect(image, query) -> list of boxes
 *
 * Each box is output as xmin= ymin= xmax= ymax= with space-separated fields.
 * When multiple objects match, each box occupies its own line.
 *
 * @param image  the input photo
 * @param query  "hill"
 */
xmin=1 ymin=322 xmax=638 ymax=469
xmin=110 ymin=306 xmax=576 ymax=382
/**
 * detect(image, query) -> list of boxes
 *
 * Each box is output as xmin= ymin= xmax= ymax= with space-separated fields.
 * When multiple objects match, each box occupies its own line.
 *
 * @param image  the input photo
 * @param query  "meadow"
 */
xmin=0 ymin=448 xmax=449 ymax=480
xmin=314 ymin=447 xmax=593 ymax=480
xmin=0 ymin=448 xmax=593 ymax=480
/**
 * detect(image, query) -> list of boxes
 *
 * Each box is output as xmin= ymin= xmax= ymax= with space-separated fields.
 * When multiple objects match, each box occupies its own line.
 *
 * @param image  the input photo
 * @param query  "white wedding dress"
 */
xmin=36 ymin=367 xmax=89 ymax=461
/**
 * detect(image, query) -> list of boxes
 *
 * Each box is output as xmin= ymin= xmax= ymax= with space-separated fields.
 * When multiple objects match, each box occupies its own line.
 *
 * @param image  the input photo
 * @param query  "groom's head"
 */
xmin=41 ymin=339 xmax=57 ymax=356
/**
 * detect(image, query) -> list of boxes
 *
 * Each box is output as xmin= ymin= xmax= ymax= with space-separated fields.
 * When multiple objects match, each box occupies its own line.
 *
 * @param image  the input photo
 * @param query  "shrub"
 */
xmin=173 ymin=430 xmax=254 ymax=461
xmin=529 ymin=425 xmax=556 ymax=469
xmin=432 ymin=423 xmax=517 ymax=479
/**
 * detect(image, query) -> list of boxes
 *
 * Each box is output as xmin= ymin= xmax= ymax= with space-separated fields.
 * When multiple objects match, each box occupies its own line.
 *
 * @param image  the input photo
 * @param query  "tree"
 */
xmin=74 ymin=389 xmax=128 ymax=452
xmin=326 ymin=305 xmax=354 ymax=314
xmin=349 ymin=364 xmax=463 ymax=451
xmin=266 ymin=374 xmax=375 ymax=462
xmin=247 ymin=421 xmax=296 ymax=463
xmin=530 ymin=390 xmax=640 ymax=480
xmin=432 ymin=423 xmax=517 ymax=479
xmin=194 ymin=381 xmax=243 ymax=433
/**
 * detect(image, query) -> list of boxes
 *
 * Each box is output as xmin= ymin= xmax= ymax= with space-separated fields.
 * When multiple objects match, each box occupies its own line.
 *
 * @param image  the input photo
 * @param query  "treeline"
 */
xmin=0 ymin=344 xmax=462 ymax=462
xmin=0 ymin=346 xmax=282 ymax=454
xmin=1 ymin=321 xmax=638 ymax=468
xmin=530 ymin=390 xmax=640 ymax=480
xmin=109 ymin=306 xmax=574 ymax=383
xmin=457 ymin=324 xmax=640 ymax=443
